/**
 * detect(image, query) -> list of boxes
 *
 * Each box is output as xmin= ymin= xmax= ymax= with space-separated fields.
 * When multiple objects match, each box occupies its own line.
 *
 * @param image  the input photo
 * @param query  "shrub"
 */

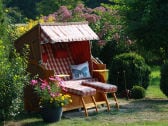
xmin=109 ymin=52 xmax=151 ymax=93
xmin=0 ymin=2 xmax=30 ymax=120
xmin=0 ymin=44 xmax=30 ymax=120
xmin=131 ymin=85 xmax=146 ymax=99
xmin=99 ymin=37 xmax=137 ymax=68
xmin=160 ymin=62 xmax=168 ymax=97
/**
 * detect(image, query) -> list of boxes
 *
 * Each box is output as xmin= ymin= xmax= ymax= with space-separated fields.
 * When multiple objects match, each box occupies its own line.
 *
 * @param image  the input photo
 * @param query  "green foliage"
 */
xmin=4 ymin=0 xmax=41 ymax=20
xmin=36 ymin=0 xmax=82 ymax=16
xmin=99 ymin=38 xmax=136 ymax=68
xmin=138 ymin=48 xmax=164 ymax=66
xmin=84 ymin=0 xmax=114 ymax=8
xmin=0 ymin=1 xmax=30 ymax=120
xmin=131 ymin=85 xmax=146 ymax=99
xmin=109 ymin=52 xmax=151 ymax=93
xmin=119 ymin=0 xmax=168 ymax=61
xmin=0 ymin=42 xmax=30 ymax=120
xmin=87 ymin=3 xmax=136 ymax=65
xmin=4 ymin=0 xmax=115 ymax=21
xmin=160 ymin=62 xmax=168 ymax=97
xmin=0 ymin=1 xmax=7 ymax=38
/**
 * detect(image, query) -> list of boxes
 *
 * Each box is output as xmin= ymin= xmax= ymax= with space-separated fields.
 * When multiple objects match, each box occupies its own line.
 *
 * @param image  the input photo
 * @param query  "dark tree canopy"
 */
xmin=3 ymin=0 xmax=115 ymax=21
xmin=83 ymin=0 xmax=114 ymax=8
xmin=122 ymin=0 xmax=168 ymax=58
xmin=36 ymin=0 xmax=82 ymax=16
xmin=4 ymin=0 xmax=41 ymax=19
xmin=3 ymin=0 xmax=168 ymax=62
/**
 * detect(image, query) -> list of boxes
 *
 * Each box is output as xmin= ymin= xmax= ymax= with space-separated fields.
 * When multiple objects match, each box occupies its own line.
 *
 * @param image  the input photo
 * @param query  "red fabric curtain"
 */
xmin=41 ymin=41 xmax=93 ymax=76
xmin=69 ymin=41 xmax=93 ymax=72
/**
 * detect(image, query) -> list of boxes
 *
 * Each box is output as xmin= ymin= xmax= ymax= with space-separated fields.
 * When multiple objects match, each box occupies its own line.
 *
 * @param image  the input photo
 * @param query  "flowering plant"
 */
xmin=31 ymin=76 xmax=72 ymax=108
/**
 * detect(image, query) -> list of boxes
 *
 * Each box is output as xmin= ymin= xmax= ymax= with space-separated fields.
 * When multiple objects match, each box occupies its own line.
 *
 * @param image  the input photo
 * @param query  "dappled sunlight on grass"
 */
xmin=149 ymin=66 xmax=160 ymax=86
xmin=150 ymin=66 xmax=160 ymax=77
xmin=146 ymin=66 xmax=167 ymax=98
xmin=146 ymin=85 xmax=167 ymax=98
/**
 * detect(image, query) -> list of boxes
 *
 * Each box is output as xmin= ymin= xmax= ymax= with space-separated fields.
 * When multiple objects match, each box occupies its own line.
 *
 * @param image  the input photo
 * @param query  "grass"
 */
xmin=2 ymin=66 xmax=168 ymax=126
xmin=146 ymin=66 xmax=167 ymax=98
xmin=3 ymin=100 xmax=168 ymax=126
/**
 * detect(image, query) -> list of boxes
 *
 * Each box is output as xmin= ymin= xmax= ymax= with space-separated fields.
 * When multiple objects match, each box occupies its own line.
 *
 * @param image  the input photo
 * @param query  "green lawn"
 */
xmin=2 ymin=66 xmax=168 ymax=126
xmin=146 ymin=66 xmax=167 ymax=98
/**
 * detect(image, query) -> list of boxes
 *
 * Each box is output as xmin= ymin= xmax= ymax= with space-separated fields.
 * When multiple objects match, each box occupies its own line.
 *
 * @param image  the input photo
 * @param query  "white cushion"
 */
xmin=71 ymin=61 xmax=91 ymax=80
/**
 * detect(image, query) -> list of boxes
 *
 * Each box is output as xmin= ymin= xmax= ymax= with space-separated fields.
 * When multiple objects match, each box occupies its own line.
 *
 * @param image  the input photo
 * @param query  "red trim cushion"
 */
xmin=82 ymin=81 xmax=117 ymax=93
xmin=63 ymin=80 xmax=96 ymax=96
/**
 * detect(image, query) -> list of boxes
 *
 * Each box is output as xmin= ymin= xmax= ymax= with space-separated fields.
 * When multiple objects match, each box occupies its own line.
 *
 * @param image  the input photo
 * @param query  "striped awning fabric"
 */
xmin=40 ymin=22 xmax=99 ymax=44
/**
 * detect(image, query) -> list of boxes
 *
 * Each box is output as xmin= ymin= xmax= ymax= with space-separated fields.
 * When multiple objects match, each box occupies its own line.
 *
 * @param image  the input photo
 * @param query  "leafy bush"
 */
xmin=109 ymin=52 xmax=151 ymax=93
xmin=160 ymin=62 xmax=168 ymax=97
xmin=0 ymin=2 xmax=30 ymax=120
xmin=99 ymin=38 xmax=136 ymax=68
xmin=120 ymin=0 xmax=168 ymax=61
xmin=131 ymin=85 xmax=146 ymax=99
xmin=0 ymin=42 xmax=30 ymax=120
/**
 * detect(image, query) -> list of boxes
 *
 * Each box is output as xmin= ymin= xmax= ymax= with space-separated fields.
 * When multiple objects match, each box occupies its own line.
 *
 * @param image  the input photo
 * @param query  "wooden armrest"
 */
xmin=92 ymin=69 xmax=109 ymax=72
xmin=55 ymin=74 xmax=70 ymax=78
xmin=92 ymin=69 xmax=109 ymax=83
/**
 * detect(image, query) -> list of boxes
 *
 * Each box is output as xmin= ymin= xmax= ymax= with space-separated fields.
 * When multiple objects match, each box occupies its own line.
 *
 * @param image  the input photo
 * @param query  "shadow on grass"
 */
xmin=129 ymin=98 xmax=168 ymax=106
xmin=62 ymin=98 xmax=168 ymax=118
xmin=87 ymin=98 xmax=168 ymax=121
xmin=14 ymin=111 xmax=41 ymax=120
xmin=20 ymin=121 xmax=46 ymax=126
xmin=21 ymin=121 xmax=61 ymax=126
xmin=119 ymin=98 xmax=168 ymax=113
xmin=10 ymin=112 xmax=62 ymax=126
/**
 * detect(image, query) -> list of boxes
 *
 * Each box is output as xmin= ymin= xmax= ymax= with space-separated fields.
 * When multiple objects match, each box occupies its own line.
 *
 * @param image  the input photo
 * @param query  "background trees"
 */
xmin=119 ymin=0 xmax=168 ymax=63
xmin=4 ymin=0 xmax=114 ymax=22
xmin=36 ymin=0 xmax=82 ymax=16
xmin=83 ymin=0 xmax=114 ymax=8
xmin=4 ymin=0 xmax=41 ymax=22
xmin=3 ymin=0 xmax=119 ymax=22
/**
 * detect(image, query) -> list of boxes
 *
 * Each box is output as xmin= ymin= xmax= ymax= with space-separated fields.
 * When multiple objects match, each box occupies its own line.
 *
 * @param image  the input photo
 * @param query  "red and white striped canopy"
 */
xmin=40 ymin=22 xmax=99 ymax=44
